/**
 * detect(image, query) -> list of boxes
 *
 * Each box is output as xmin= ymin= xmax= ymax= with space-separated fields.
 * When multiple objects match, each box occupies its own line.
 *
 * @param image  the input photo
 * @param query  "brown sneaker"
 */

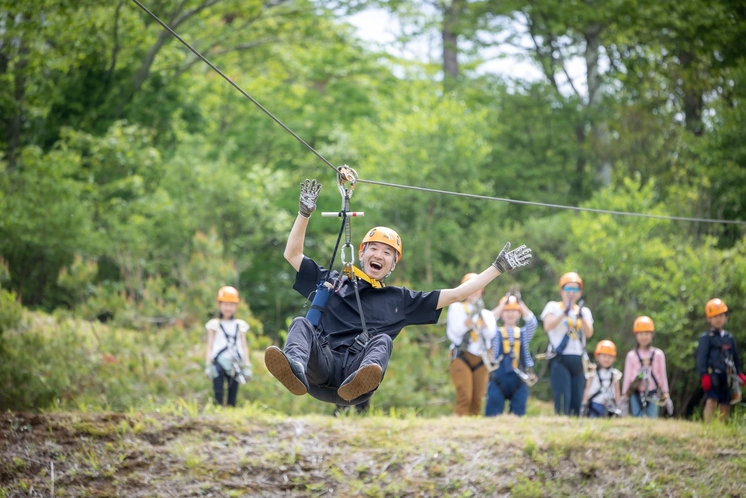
xmin=337 ymin=364 xmax=382 ymax=401
xmin=264 ymin=346 xmax=308 ymax=396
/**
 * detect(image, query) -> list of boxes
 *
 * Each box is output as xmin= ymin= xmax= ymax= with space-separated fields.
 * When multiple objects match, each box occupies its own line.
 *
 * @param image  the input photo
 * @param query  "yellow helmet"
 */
xmin=559 ymin=272 xmax=583 ymax=290
xmin=499 ymin=295 xmax=522 ymax=311
xmin=705 ymin=298 xmax=728 ymax=318
xmin=360 ymin=227 xmax=402 ymax=262
xmin=217 ymin=286 xmax=240 ymax=303
xmin=594 ymin=340 xmax=617 ymax=357
xmin=633 ymin=316 xmax=655 ymax=333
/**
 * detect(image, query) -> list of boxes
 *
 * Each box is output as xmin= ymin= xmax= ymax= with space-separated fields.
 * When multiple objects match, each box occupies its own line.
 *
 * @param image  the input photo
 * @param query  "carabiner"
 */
xmin=340 ymin=242 xmax=356 ymax=267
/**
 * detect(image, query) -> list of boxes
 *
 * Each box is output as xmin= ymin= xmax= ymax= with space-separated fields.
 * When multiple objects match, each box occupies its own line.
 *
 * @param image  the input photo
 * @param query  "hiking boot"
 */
xmin=264 ymin=346 xmax=309 ymax=395
xmin=337 ymin=364 xmax=382 ymax=401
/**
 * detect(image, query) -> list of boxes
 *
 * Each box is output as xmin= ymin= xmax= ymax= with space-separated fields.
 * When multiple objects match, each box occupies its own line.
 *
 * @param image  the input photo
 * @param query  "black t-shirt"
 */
xmin=293 ymin=256 xmax=442 ymax=349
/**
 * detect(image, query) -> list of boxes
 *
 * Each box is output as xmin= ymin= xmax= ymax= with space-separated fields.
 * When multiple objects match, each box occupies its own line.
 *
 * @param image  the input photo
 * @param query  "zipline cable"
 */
xmin=130 ymin=0 xmax=339 ymax=175
xmin=358 ymin=179 xmax=746 ymax=225
xmin=131 ymin=0 xmax=746 ymax=227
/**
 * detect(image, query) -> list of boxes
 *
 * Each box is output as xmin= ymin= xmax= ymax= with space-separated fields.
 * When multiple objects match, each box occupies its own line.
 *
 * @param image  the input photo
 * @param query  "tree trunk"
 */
xmin=6 ymin=42 xmax=29 ymax=173
xmin=442 ymin=0 xmax=462 ymax=87
xmin=678 ymin=50 xmax=704 ymax=136
xmin=585 ymin=22 xmax=612 ymax=186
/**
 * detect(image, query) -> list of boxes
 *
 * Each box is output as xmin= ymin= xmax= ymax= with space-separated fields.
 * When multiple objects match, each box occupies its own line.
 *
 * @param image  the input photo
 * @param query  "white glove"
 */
xmin=664 ymin=396 xmax=674 ymax=416
xmin=618 ymin=396 xmax=630 ymax=417
xmin=242 ymin=364 xmax=253 ymax=381
xmin=492 ymin=242 xmax=532 ymax=273
xmin=205 ymin=364 xmax=214 ymax=379
xmin=298 ymin=179 xmax=322 ymax=218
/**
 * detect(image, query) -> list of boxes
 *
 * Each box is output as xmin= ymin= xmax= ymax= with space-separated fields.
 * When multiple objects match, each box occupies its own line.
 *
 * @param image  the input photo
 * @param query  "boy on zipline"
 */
xmin=265 ymin=179 xmax=533 ymax=406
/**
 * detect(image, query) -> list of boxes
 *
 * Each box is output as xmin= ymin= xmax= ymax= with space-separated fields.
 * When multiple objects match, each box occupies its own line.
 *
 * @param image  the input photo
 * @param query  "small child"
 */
xmin=696 ymin=298 xmax=746 ymax=423
xmin=622 ymin=316 xmax=673 ymax=418
xmin=582 ymin=340 xmax=622 ymax=418
xmin=484 ymin=292 xmax=537 ymax=417
xmin=205 ymin=286 xmax=252 ymax=407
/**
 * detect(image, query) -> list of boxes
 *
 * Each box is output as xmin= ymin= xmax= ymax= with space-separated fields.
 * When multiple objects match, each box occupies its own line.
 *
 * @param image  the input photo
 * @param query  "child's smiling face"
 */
xmin=219 ymin=301 xmax=238 ymax=318
xmin=636 ymin=331 xmax=653 ymax=348
xmin=595 ymin=353 xmax=615 ymax=369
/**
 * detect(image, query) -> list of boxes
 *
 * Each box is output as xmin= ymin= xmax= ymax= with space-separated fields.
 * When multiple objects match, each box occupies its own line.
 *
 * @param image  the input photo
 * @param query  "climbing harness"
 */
xmin=302 ymin=167 xmax=378 ymax=385
xmin=213 ymin=322 xmax=246 ymax=385
xmin=631 ymin=348 xmax=665 ymax=408
xmin=587 ymin=368 xmax=621 ymax=416
xmin=452 ymin=300 xmax=489 ymax=372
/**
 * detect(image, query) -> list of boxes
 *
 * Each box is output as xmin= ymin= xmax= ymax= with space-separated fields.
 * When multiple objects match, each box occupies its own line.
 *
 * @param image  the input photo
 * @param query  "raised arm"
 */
xmin=284 ymin=179 xmax=322 ymax=272
xmin=437 ymin=242 xmax=532 ymax=310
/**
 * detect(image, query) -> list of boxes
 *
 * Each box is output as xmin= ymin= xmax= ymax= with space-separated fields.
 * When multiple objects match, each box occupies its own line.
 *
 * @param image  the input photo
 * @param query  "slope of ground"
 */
xmin=1 ymin=408 xmax=745 ymax=497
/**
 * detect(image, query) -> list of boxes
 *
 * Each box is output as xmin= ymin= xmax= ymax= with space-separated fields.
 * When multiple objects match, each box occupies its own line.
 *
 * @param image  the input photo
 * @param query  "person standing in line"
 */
xmin=696 ymin=298 xmax=746 ymax=422
xmin=621 ymin=316 xmax=673 ymax=418
xmin=446 ymin=273 xmax=498 ymax=416
xmin=484 ymin=291 xmax=537 ymax=417
xmin=205 ymin=286 xmax=252 ymax=407
xmin=540 ymin=272 xmax=594 ymax=416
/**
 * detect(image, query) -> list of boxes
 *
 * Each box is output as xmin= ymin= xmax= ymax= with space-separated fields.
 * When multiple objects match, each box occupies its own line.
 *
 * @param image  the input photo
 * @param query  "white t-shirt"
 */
xmin=588 ymin=367 xmax=622 ymax=405
xmin=206 ymin=318 xmax=249 ymax=361
xmin=540 ymin=301 xmax=594 ymax=356
xmin=446 ymin=302 xmax=497 ymax=356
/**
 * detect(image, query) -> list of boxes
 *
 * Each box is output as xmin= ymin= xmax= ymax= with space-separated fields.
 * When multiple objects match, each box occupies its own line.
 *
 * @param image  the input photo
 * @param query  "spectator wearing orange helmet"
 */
xmin=205 ymin=286 xmax=251 ymax=407
xmin=446 ymin=273 xmax=498 ymax=416
xmin=696 ymin=298 xmax=746 ymax=423
xmin=541 ymin=272 xmax=594 ymax=416
xmin=581 ymin=340 xmax=622 ymax=417
xmin=265 ymin=179 xmax=533 ymax=407
xmin=484 ymin=291 xmax=537 ymax=417
xmin=621 ymin=316 xmax=672 ymax=418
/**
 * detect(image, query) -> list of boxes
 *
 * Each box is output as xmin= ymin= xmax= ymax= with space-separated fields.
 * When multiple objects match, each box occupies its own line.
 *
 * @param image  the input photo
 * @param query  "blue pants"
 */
xmin=630 ymin=392 xmax=659 ymax=418
xmin=589 ymin=401 xmax=606 ymax=418
xmin=485 ymin=369 xmax=528 ymax=416
xmin=549 ymin=355 xmax=585 ymax=416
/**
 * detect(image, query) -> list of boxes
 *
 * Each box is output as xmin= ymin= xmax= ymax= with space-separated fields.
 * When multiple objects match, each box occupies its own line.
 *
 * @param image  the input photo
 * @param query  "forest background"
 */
xmin=1 ymin=0 xmax=746 ymax=418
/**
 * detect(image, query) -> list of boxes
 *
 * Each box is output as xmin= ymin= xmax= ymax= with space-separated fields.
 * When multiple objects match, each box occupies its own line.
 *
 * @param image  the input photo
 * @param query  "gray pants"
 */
xmin=285 ymin=317 xmax=393 ymax=406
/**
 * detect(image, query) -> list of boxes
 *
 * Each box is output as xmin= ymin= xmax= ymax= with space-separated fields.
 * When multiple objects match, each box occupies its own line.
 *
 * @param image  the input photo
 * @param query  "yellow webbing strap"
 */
xmin=559 ymin=302 xmax=582 ymax=339
xmin=500 ymin=326 xmax=521 ymax=368
xmin=344 ymin=265 xmax=383 ymax=289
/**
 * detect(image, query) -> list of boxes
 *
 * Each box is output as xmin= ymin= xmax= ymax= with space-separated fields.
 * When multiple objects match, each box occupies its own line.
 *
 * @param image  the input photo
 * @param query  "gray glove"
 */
xmin=492 ymin=242 xmax=532 ymax=273
xmin=580 ymin=402 xmax=589 ymax=417
xmin=205 ymin=364 xmax=214 ymax=379
xmin=299 ymin=179 xmax=322 ymax=218
xmin=618 ymin=396 xmax=630 ymax=417
xmin=242 ymin=364 xmax=253 ymax=381
xmin=664 ymin=396 xmax=674 ymax=416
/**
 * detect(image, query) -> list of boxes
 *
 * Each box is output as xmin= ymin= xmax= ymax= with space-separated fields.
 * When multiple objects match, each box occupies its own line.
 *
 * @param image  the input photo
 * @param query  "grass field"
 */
xmin=2 ymin=404 xmax=745 ymax=497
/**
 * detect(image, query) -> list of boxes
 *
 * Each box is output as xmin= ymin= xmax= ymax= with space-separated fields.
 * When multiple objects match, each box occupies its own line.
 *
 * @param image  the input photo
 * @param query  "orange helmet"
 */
xmin=360 ymin=227 xmax=402 ymax=262
xmin=461 ymin=272 xmax=478 ymax=284
xmin=705 ymin=298 xmax=728 ymax=318
xmin=594 ymin=340 xmax=617 ymax=357
xmin=499 ymin=295 xmax=522 ymax=311
xmin=217 ymin=286 xmax=240 ymax=303
xmin=633 ymin=316 xmax=655 ymax=333
xmin=559 ymin=272 xmax=583 ymax=290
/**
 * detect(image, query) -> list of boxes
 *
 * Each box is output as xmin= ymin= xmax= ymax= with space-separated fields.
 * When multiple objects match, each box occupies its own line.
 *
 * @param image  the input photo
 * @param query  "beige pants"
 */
xmin=450 ymin=351 xmax=488 ymax=416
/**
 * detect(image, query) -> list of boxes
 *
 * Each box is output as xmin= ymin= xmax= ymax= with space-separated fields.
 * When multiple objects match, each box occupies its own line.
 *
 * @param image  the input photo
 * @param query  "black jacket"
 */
xmin=696 ymin=329 xmax=742 ymax=377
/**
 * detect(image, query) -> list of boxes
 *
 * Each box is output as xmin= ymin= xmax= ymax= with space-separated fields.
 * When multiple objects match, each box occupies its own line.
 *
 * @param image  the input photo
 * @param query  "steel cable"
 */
xmin=131 ymin=0 xmax=746 ymax=227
